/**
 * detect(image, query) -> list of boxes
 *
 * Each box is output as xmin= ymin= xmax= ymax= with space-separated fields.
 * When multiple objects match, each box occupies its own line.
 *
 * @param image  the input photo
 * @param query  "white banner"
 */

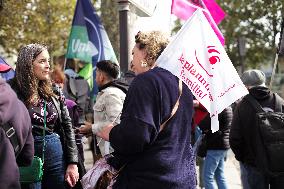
xmin=157 ymin=9 xmax=248 ymax=132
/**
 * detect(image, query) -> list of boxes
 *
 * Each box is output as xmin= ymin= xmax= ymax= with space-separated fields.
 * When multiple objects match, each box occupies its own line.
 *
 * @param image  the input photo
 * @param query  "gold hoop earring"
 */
xmin=140 ymin=60 xmax=148 ymax=68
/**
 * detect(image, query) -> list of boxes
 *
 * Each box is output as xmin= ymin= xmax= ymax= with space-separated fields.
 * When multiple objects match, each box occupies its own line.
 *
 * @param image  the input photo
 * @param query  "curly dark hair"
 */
xmin=135 ymin=31 xmax=169 ymax=67
xmin=15 ymin=43 xmax=55 ymax=105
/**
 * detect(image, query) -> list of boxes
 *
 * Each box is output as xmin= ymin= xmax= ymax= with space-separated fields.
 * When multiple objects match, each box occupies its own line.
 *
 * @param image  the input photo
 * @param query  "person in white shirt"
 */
xmin=79 ymin=60 xmax=127 ymax=156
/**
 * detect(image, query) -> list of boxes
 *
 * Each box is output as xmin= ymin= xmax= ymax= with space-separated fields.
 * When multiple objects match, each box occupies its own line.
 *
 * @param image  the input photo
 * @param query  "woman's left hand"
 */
xmin=65 ymin=164 xmax=79 ymax=187
xmin=96 ymin=123 xmax=114 ymax=141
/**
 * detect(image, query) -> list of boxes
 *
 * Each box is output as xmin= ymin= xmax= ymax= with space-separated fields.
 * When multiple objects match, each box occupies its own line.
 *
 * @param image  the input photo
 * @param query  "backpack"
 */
xmin=245 ymin=94 xmax=284 ymax=177
xmin=0 ymin=122 xmax=20 ymax=157
xmin=63 ymin=75 xmax=92 ymax=124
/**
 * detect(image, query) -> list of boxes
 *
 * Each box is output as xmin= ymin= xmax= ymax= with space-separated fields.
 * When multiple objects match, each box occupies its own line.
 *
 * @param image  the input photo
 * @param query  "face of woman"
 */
xmin=131 ymin=44 xmax=148 ymax=75
xmin=32 ymin=49 xmax=50 ymax=81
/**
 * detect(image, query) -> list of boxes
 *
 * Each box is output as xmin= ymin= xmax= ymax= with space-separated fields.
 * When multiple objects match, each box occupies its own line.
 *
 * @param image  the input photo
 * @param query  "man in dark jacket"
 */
xmin=230 ymin=69 xmax=284 ymax=189
xmin=199 ymin=106 xmax=232 ymax=189
xmin=0 ymin=64 xmax=34 ymax=189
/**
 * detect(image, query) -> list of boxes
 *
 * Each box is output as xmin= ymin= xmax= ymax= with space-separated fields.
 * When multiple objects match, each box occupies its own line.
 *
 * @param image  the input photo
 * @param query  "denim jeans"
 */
xmin=203 ymin=150 xmax=228 ymax=189
xmin=240 ymin=162 xmax=268 ymax=189
xmin=240 ymin=162 xmax=284 ymax=189
xmin=239 ymin=162 xmax=250 ymax=189
xmin=21 ymin=133 xmax=66 ymax=189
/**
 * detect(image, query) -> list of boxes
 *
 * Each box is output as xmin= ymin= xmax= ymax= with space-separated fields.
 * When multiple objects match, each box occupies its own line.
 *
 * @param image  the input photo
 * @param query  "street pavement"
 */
xmin=83 ymin=142 xmax=242 ymax=189
xmin=223 ymin=150 xmax=242 ymax=189
xmin=82 ymin=139 xmax=94 ymax=171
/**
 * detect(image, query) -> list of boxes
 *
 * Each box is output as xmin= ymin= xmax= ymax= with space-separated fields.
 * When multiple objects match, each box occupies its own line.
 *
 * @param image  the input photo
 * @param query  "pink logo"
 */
xmin=208 ymin=46 xmax=220 ymax=65
xmin=195 ymin=45 xmax=221 ymax=77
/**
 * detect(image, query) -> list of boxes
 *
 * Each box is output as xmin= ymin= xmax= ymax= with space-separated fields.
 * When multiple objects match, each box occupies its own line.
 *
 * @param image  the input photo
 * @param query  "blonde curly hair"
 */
xmin=135 ymin=31 xmax=169 ymax=67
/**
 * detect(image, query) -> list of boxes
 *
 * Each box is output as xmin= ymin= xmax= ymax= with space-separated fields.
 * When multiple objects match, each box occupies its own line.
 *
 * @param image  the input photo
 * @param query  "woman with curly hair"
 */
xmin=9 ymin=43 xmax=79 ymax=189
xmin=97 ymin=31 xmax=197 ymax=189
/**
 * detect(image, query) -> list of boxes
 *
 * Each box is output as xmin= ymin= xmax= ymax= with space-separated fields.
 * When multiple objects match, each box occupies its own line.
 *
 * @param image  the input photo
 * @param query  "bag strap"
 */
xmin=111 ymin=80 xmax=183 ymax=175
xmin=1 ymin=100 xmax=47 ymax=160
xmin=274 ymin=93 xmax=283 ymax=112
xmin=115 ymin=79 xmax=182 ymax=175
xmin=1 ymin=122 xmax=20 ymax=157
xmin=245 ymin=93 xmax=282 ymax=113
xmin=42 ymin=100 xmax=47 ymax=163
xmin=159 ymin=79 xmax=183 ymax=132
xmin=244 ymin=95 xmax=265 ymax=113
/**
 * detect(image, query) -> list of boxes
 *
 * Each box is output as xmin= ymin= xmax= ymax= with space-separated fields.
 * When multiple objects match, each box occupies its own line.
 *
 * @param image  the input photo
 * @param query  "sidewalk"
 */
xmin=83 ymin=140 xmax=94 ymax=171
xmin=83 ymin=143 xmax=242 ymax=189
xmin=224 ymin=150 xmax=242 ymax=189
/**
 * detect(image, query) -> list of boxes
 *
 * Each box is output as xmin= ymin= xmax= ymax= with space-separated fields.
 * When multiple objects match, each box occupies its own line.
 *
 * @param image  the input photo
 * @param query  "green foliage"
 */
xmin=2 ymin=0 xmax=282 ymax=72
xmin=0 ymin=0 xmax=76 ymax=57
xmin=0 ymin=0 xmax=119 ymax=60
xmin=171 ymin=19 xmax=183 ymax=35
xmin=216 ymin=0 xmax=283 ymax=70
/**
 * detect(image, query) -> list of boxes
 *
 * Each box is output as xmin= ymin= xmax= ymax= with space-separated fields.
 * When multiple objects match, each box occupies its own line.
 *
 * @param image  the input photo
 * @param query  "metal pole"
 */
xmin=117 ymin=0 xmax=130 ymax=74
xmin=269 ymin=53 xmax=279 ymax=90
xmin=238 ymin=37 xmax=246 ymax=73
xmin=270 ymin=17 xmax=284 ymax=90
xmin=240 ymin=55 xmax=244 ymax=73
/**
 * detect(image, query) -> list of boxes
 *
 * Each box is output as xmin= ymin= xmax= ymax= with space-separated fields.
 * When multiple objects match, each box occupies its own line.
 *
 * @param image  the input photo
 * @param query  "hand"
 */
xmin=193 ymin=100 xmax=200 ymax=107
xmin=65 ymin=164 xmax=79 ymax=187
xmin=96 ymin=124 xmax=114 ymax=141
xmin=78 ymin=121 xmax=92 ymax=136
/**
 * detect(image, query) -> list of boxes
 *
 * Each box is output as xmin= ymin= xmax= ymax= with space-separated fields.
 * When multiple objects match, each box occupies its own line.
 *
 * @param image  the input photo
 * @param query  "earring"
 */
xmin=140 ymin=60 xmax=148 ymax=68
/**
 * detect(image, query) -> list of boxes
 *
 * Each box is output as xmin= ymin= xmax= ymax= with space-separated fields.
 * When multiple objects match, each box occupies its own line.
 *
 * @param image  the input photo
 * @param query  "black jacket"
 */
xmin=229 ymin=86 xmax=283 ymax=166
xmin=199 ymin=106 xmax=232 ymax=150
xmin=52 ymin=85 xmax=78 ymax=164
xmin=8 ymin=79 xmax=78 ymax=164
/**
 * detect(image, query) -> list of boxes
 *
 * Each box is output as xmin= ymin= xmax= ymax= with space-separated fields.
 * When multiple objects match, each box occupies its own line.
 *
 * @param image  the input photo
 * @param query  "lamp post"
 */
xmin=117 ymin=0 xmax=130 ymax=74
xmin=116 ymin=0 xmax=157 ymax=74
xmin=238 ymin=36 xmax=246 ymax=73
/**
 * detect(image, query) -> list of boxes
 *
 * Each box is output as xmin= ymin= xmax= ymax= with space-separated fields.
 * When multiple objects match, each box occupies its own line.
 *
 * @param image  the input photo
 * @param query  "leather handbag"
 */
xmin=80 ymin=154 xmax=119 ymax=189
xmin=19 ymin=100 xmax=47 ymax=183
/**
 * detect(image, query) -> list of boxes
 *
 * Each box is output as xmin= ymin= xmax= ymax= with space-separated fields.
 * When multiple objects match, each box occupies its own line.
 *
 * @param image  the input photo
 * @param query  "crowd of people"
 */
xmin=1 ymin=30 xmax=284 ymax=189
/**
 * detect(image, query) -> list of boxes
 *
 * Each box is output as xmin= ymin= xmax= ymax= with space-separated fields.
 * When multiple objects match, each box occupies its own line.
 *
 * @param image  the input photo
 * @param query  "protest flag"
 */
xmin=78 ymin=63 xmax=93 ymax=89
xmin=157 ymin=9 xmax=248 ymax=132
xmin=171 ymin=0 xmax=226 ymax=45
xmin=66 ymin=0 xmax=118 ymax=96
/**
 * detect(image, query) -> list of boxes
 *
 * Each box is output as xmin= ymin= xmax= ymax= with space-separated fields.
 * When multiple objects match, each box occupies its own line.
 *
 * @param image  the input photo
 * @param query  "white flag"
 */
xmin=157 ymin=9 xmax=248 ymax=132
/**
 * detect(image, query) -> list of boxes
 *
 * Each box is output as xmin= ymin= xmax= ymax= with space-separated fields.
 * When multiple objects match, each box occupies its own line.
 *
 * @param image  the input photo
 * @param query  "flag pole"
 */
xmin=269 ymin=17 xmax=284 ymax=90
xmin=269 ymin=53 xmax=279 ymax=90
